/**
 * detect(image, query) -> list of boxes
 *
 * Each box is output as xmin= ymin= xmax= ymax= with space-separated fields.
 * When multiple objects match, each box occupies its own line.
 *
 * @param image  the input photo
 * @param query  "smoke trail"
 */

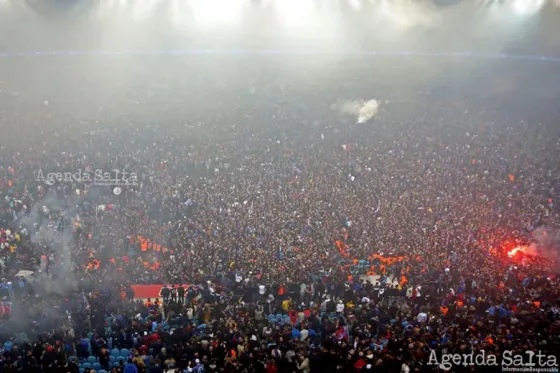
xmin=334 ymin=99 xmax=381 ymax=123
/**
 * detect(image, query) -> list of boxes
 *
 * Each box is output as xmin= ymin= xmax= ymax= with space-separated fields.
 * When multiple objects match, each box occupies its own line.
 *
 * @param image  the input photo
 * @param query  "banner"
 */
xmin=130 ymin=284 xmax=191 ymax=299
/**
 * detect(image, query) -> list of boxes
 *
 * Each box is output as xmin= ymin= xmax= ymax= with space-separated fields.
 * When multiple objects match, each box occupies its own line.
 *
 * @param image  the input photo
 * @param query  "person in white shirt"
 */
xmin=262 ymin=326 xmax=272 ymax=337
xmin=298 ymin=356 xmax=310 ymax=373
xmin=401 ymin=362 xmax=410 ymax=373
xmin=336 ymin=300 xmax=345 ymax=314
xmin=258 ymin=284 xmax=265 ymax=296
xmin=285 ymin=349 xmax=296 ymax=363
xmin=297 ymin=310 xmax=305 ymax=323
xmin=417 ymin=312 xmax=428 ymax=323
xmin=406 ymin=286 xmax=413 ymax=299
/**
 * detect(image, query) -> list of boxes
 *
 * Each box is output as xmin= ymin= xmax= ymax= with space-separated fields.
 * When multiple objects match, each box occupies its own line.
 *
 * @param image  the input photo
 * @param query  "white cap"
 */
xmin=195 ymin=359 xmax=200 ymax=364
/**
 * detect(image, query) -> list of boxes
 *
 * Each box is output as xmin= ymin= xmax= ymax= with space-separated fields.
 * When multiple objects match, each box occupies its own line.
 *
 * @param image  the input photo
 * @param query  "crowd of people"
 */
xmin=0 ymin=57 xmax=559 ymax=373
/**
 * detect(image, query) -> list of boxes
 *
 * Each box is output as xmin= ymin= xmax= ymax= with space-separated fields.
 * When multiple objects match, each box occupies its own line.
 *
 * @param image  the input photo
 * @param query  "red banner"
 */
xmin=130 ymin=284 xmax=190 ymax=299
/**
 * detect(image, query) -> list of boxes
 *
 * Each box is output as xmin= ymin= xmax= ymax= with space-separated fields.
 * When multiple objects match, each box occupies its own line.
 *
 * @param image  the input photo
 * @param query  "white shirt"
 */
xmin=258 ymin=285 xmax=265 ymax=295
xmin=235 ymin=274 xmax=242 ymax=283
xmin=417 ymin=312 xmax=428 ymax=323
xmin=336 ymin=303 xmax=345 ymax=313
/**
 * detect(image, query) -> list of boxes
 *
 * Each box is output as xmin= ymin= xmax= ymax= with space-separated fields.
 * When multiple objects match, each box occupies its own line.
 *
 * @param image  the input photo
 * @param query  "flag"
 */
xmin=334 ymin=325 xmax=349 ymax=341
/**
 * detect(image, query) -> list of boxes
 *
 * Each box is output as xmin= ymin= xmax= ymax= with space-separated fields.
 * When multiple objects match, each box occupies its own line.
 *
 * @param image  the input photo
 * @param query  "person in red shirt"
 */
xmin=265 ymin=360 xmax=278 ymax=373
xmin=150 ymin=332 xmax=160 ymax=344
xmin=138 ymin=345 xmax=148 ymax=355
xmin=142 ymin=332 xmax=151 ymax=346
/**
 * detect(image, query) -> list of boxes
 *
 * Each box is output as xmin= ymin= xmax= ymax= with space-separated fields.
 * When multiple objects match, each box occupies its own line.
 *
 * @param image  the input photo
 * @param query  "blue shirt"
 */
xmin=3 ymin=341 xmax=13 ymax=352
xmin=291 ymin=329 xmax=301 ymax=339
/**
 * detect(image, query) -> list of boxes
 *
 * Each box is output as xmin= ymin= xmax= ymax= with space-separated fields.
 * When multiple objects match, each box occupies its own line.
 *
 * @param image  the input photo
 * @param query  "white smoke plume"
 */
xmin=335 ymin=99 xmax=380 ymax=123
xmin=528 ymin=227 xmax=560 ymax=270
xmin=17 ymin=193 xmax=79 ymax=295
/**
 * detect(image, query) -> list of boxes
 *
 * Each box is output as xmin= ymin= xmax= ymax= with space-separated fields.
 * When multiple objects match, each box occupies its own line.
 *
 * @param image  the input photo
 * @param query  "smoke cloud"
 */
xmin=17 ymin=192 xmax=79 ymax=295
xmin=528 ymin=226 xmax=560 ymax=271
xmin=335 ymin=99 xmax=381 ymax=123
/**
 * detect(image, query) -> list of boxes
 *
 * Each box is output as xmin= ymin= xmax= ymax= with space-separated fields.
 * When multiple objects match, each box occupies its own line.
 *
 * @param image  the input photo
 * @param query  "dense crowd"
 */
xmin=0 ymin=58 xmax=559 ymax=373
